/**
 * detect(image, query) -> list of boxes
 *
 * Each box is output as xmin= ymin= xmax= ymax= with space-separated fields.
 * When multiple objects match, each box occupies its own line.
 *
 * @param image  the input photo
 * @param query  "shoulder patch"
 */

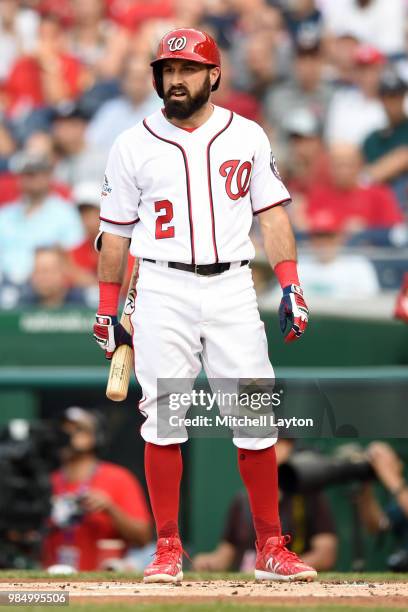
xmin=101 ymin=174 xmax=112 ymax=197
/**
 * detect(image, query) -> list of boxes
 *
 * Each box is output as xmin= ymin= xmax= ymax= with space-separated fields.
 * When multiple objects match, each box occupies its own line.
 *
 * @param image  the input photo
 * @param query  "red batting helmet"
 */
xmin=150 ymin=28 xmax=221 ymax=99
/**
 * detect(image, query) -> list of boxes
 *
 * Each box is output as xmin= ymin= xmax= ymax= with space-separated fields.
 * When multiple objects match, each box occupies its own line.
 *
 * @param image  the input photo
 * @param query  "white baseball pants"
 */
xmin=131 ymin=260 xmax=277 ymax=450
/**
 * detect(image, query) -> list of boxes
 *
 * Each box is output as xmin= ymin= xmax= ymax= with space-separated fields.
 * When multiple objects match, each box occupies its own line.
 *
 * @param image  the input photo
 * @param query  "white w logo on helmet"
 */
xmin=168 ymin=36 xmax=187 ymax=52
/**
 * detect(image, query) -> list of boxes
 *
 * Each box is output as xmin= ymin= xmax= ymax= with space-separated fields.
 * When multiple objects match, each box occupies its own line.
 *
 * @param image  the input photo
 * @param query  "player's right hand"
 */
xmin=93 ymin=314 xmax=133 ymax=359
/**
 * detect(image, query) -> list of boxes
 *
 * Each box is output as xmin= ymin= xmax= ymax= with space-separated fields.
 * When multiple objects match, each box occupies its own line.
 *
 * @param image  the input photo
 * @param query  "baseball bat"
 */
xmin=106 ymin=258 xmax=139 ymax=401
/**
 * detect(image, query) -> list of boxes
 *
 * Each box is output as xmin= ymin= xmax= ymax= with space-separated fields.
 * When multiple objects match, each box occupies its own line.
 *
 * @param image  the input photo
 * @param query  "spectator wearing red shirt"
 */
xmin=306 ymin=143 xmax=404 ymax=242
xmin=285 ymin=109 xmax=330 ymax=195
xmin=42 ymin=407 xmax=151 ymax=571
xmin=283 ymin=109 xmax=330 ymax=232
xmin=69 ymin=180 xmax=136 ymax=293
xmin=69 ymin=181 xmax=100 ymax=287
xmin=5 ymin=13 xmax=86 ymax=119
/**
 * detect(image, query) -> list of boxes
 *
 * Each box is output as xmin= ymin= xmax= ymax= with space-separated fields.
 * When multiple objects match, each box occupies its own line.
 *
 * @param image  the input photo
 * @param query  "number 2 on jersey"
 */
xmin=155 ymin=200 xmax=175 ymax=239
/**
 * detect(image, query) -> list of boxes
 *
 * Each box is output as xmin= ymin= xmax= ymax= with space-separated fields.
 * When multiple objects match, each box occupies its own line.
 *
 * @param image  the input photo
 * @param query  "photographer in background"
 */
xmin=357 ymin=442 xmax=408 ymax=571
xmin=193 ymin=439 xmax=337 ymax=572
xmin=42 ymin=407 xmax=151 ymax=571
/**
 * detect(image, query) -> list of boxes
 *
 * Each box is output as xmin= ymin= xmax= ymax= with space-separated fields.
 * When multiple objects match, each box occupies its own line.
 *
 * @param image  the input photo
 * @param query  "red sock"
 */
xmin=237 ymin=446 xmax=281 ymax=549
xmin=145 ymin=442 xmax=182 ymax=539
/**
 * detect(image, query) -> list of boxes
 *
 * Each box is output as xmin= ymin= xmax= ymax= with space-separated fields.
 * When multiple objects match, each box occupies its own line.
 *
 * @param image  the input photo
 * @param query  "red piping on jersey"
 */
xmin=143 ymin=119 xmax=196 ymax=265
xmin=206 ymin=111 xmax=234 ymax=263
xmin=100 ymin=216 xmax=140 ymax=225
xmin=253 ymin=198 xmax=292 ymax=216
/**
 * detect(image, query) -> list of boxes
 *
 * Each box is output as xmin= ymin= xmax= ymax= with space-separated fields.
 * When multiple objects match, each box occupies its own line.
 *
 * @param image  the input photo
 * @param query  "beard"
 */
xmin=163 ymin=74 xmax=212 ymax=120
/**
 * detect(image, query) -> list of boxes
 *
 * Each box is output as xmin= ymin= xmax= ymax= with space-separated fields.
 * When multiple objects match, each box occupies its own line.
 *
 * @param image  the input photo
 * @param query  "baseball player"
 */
xmin=93 ymin=28 xmax=315 ymax=583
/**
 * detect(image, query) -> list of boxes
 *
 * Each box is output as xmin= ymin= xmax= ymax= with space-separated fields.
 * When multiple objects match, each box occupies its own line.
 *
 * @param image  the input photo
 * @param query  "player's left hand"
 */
xmin=279 ymin=284 xmax=309 ymax=343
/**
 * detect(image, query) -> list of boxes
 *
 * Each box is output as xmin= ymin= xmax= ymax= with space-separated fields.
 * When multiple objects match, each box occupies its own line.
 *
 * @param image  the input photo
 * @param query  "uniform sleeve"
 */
xmin=99 ymin=134 xmax=141 ymax=239
xmin=250 ymin=126 xmax=291 ymax=215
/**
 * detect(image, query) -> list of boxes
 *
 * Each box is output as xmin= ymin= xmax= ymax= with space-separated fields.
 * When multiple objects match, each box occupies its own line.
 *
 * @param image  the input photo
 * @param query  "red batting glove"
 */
xmin=93 ymin=314 xmax=132 ymax=359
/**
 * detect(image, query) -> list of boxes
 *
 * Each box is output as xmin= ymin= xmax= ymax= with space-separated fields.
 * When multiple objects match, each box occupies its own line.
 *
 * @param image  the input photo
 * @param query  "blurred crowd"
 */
xmin=0 ymin=0 xmax=407 ymax=311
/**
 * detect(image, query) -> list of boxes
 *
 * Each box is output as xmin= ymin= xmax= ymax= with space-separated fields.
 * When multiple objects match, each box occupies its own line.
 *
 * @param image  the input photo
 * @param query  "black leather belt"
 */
xmin=143 ymin=259 xmax=249 ymax=276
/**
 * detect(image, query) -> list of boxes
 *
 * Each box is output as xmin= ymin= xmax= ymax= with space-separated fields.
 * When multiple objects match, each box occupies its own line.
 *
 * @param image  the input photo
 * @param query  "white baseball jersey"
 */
xmin=99 ymin=105 xmax=291 ymax=264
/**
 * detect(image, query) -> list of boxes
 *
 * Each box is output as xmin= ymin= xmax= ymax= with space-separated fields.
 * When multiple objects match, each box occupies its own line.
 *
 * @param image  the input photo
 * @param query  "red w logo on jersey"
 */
xmin=219 ymin=160 xmax=253 ymax=201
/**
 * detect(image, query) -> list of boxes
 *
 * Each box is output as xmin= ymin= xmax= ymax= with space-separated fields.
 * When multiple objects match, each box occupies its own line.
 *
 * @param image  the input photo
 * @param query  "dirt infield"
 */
xmin=0 ymin=579 xmax=407 ymax=608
